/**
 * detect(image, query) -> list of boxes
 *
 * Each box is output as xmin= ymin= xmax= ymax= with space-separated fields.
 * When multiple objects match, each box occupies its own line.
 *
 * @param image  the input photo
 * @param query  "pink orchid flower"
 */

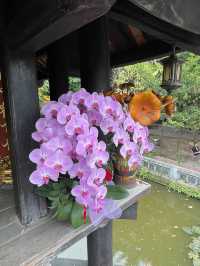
xmin=58 ymin=91 xmax=73 ymax=105
xmin=87 ymin=110 xmax=102 ymax=126
xmin=76 ymin=127 xmax=98 ymax=157
xmin=89 ymin=199 xmax=122 ymax=225
xmin=42 ymin=136 xmax=72 ymax=155
xmin=71 ymin=88 xmax=90 ymax=106
xmin=29 ymin=147 xmax=51 ymax=166
xmin=57 ymin=104 xmax=80 ymax=125
xmin=65 ymin=114 xmax=89 ymax=136
xmin=45 ymin=150 xmax=73 ymax=174
xmin=113 ymin=128 xmax=129 ymax=147
xmin=71 ymin=181 xmax=93 ymax=207
xmin=87 ymin=168 xmax=106 ymax=189
xmin=85 ymin=92 xmax=104 ymax=111
xmin=140 ymin=140 xmax=154 ymax=155
xmin=68 ymin=160 xmax=91 ymax=180
xmin=123 ymin=114 xmax=136 ymax=133
xmin=29 ymin=166 xmax=59 ymax=186
xmin=133 ymin=122 xmax=149 ymax=144
xmin=87 ymin=150 xmax=109 ymax=168
xmin=41 ymin=101 xmax=63 ymax=119
xmin=120 ymin=141 xmax=139 ymax=159
xmin=100 ymin=117 xmax=118 ymax=135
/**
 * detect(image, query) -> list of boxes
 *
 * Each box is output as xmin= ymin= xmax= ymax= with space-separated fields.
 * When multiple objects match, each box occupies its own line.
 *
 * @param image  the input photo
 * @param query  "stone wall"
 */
xmin=150 ymin=125 xmax=200 ymax=162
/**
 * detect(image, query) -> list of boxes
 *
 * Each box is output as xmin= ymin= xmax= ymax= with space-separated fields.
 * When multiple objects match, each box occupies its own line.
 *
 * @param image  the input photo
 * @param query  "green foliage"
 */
xmin=38 ymin=80 xmax=50 ymax=104
xmin=106 ymin=185 xmax=129 ymax=200
xmin=113 ymin=52 xmax=200 ymax=131
xmin=183 ymin=226 xmax=200 ymax=236
xmin=137 ymin=167 xmax=169 ymax=186
xmin=69 ymin=77 xmax=81 ymax=92
xmin=112 ymin=61 xmax=163 ymax=94
xmin=38 ymin=77 xmax=81 ymax=105
xmin=183 ymin=225 xmax=200 ymax=266
xmin=168 ymin=181 xmax=200 ymax=200
xmin=56 ymin=199 xmax=73 ymax=221
xmin=36 ymin=178 xmax=129 ymax=227
xmin=165 ymin=106 xmax=200 ymax=132
xmin=166 ymin=52 xmax=200 ymax=131
xmin=37 ymin=179 xmax=85 ymax=227
xmin=70 ymin=202 xmax=89 ymax=228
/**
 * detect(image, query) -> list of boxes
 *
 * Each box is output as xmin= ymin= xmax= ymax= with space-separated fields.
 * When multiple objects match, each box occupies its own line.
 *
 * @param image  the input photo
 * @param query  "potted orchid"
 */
xmin=29 ymin=88 xmax=153 ymax=228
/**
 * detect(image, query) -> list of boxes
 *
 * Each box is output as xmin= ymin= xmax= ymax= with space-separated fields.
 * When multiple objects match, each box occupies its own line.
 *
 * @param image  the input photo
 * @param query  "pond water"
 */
xmin=113 ymin=182 xmax=200 ymax=266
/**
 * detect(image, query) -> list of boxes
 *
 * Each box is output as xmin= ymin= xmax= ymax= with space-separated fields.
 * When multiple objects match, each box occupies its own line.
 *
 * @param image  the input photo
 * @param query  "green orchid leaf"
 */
xmin=52 ymin=182 xmax=66 ymax=191
xmin=106 ymin=185 xmax=129 ymax=200
xmin=48 ymin=190 xmax=60 ymax=198
xmin=60 ymin=194 xmax=70 ymax=205
xmin=70 ymin=202 xmax=89 ymax=228
xmin=65 ymin=179 xmax=75 ymax=189
xmin=49 ymin=200 xmax=59 ymax=210
xmin=47 ymin=195 xmax=60 ymax=202
xmin=56 ymin=199 xmax=73 ymax=221
xmin=36 ymin=186 xmax=52 ymax=198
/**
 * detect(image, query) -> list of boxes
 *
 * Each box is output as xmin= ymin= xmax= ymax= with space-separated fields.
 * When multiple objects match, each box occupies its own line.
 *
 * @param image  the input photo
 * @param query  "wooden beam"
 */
xmin=2 ymin=48 xmax=47 ymax=225
xmin=5 ymin=0 xmax=116 ymax=52
xmin=79 ymin=16 xmax=111 ymax=91
xmin=109 ymin=1 xmax=200 ymax=54
xmin=111 ymin=40 xmax=173 ymax=67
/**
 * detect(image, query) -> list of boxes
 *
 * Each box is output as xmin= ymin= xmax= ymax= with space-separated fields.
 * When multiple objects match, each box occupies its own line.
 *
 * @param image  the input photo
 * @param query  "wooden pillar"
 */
xmin=87 ymin=222 xmax=113 ymax=266
xmin=79 ymin=16 xmax=111 ymax=92
xmin=48 ymin=35 xmax=70 ymax=100
xmin=79 ymin=16 xmax=113 ymax=266
xmin=2 ymin=48 xmax=47 ymax=225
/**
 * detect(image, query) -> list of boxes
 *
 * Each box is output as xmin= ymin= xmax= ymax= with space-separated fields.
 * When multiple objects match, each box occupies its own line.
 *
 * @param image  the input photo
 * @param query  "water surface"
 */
xmin=113 ymin=182 xmax=200 ymax=266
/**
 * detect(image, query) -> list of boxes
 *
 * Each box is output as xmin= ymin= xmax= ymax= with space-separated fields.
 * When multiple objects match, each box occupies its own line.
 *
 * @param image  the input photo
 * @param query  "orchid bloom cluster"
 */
xmin=29 ymin=88 xmax=153 ymax=223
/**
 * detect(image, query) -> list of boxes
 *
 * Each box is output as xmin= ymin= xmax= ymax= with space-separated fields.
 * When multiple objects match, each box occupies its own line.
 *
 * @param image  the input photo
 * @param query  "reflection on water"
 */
xmin=113 ymin=182 xmax=200 ymax=266
xmin=113 ymin=251 xmax=128 ymax=266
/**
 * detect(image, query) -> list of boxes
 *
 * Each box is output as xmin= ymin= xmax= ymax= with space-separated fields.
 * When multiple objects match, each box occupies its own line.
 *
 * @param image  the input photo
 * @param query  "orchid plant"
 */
xmin=29 ymin=88 xmax=153 ymax=227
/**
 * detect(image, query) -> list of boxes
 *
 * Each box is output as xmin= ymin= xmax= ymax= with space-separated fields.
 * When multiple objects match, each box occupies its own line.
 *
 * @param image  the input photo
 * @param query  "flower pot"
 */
xmin=114 ymin=155 xmax=137 ymax=188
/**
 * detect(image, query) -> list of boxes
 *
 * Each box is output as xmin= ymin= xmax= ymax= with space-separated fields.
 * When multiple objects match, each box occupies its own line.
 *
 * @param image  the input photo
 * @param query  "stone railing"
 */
xmin=144 ymin=157 xmax=200 ymax=187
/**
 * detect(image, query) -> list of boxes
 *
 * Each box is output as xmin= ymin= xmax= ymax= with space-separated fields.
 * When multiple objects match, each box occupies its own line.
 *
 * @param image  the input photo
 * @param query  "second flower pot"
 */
xmin=114 ymin=155 xmax=137 ymax=188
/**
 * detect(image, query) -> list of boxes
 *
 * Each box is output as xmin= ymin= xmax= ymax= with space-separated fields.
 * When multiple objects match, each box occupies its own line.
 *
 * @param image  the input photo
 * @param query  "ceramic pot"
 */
xmin=114 ymin=155 xmax=137 ymax=187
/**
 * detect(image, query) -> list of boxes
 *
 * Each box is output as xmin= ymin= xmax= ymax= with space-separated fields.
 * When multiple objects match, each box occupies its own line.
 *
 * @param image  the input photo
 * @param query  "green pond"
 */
xmin=113 ymin=182 xmax=200 ymax=266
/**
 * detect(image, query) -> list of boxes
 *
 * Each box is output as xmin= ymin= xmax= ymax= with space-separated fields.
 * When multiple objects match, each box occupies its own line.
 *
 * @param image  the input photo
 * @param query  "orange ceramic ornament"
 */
xmin=162 ymin=95 xmax=175 ymax=116
xmin=129 ymin=90 xmax=161 ymax=126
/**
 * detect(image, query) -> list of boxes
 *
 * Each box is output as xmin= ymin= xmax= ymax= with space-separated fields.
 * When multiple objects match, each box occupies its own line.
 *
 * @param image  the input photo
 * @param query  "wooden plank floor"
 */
xmin=0 ymin=189 xmax=24 ymax=248
xmin=0 ymin=180 xmax=151 ymax=266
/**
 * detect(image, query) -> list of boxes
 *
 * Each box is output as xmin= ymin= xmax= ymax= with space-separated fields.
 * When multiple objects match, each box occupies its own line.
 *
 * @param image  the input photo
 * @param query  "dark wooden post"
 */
xmin=2 ymin=48 xmax=47 ymax=225
xmin=79 ymin=16 xmax=113 ymax=266
xmin=48 ymin=35 xmax=70 ymax=100
xmin=87 ymin=222 xmax=113 ymax=266
xmin=79 ymin=16 xmax=111 ymax=92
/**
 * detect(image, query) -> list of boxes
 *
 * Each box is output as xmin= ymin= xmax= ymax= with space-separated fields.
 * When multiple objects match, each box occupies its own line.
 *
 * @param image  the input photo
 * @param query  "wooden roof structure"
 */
xmin=1 ymin=0 xmax=200 ymax=265
xmin=1 ymin=0 xmax=200 ymax=79
xmin=35 ymin=0 xmax=200 ymax=78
